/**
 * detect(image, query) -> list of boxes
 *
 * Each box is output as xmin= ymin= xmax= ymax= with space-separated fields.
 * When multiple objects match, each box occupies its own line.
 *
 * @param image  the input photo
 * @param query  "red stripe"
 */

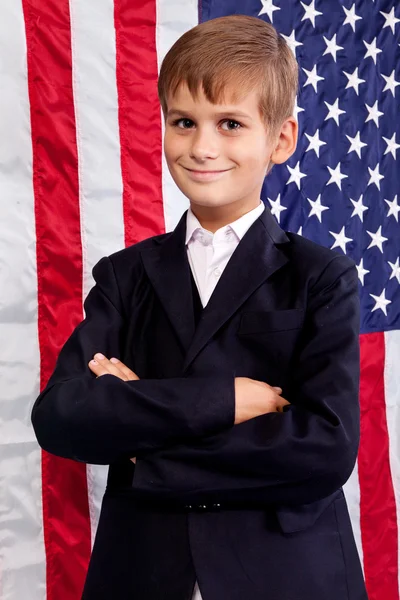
xmin=22 ymin=2 xmax=91 ymax=599
xmin=358 ymin=333 xmax=399 ymax=600
xmin=114 ymin=0 xmax=165 ymax=246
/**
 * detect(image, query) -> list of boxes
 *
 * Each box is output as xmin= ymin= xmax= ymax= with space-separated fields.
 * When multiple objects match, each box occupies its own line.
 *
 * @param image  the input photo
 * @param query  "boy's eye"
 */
xmin=221 ymin=120 xmax=242 ymax=131
xmin=172 ymin=118 xmax=194 ymax=129
xmin=171 ymin=118 xmax=242 ymax=131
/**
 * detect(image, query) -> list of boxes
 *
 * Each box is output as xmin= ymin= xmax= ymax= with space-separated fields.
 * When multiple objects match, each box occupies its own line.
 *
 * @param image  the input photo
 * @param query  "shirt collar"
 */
xmin=185 ymin=201 xmax=265 ymax=245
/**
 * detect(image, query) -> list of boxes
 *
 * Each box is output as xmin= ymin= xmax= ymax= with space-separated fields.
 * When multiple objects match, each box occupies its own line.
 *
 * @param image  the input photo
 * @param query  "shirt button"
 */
xmin=214 ymin=268 xmax=221 ymax=277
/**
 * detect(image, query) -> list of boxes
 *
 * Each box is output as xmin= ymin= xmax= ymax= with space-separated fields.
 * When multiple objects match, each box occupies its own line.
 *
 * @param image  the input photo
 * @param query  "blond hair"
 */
xmin=157 ymin=14 xmax=299 ymax=143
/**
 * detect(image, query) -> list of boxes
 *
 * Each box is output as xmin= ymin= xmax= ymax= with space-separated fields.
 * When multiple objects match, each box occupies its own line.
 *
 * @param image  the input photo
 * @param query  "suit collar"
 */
xmin=140 ymin=204 xmax=289 ymax=373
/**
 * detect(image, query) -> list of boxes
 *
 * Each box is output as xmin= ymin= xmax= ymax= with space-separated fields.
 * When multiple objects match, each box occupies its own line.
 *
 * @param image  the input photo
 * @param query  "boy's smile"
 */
xmin=163 ymin=82 xmax=297 ymax=230
xmin=184 ymin=166 xmax=234 ymax=181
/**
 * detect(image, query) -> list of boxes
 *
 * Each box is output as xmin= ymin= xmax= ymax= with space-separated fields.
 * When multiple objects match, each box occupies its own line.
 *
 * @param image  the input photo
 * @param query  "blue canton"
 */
xmin=201 ymin=0 xmax=400 ymax=334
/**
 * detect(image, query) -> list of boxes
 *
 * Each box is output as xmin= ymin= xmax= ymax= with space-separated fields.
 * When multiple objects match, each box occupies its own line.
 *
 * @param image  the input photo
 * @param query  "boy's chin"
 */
xmin=187 ymin=197 xmax=239 ymax=209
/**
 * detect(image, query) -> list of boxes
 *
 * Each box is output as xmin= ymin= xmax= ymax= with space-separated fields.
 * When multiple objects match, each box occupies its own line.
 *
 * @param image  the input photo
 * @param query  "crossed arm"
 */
xmin=31 ymin=253 xmax=361 ymax=506
xmin=87 ymin=352 xmax=289 ymax=466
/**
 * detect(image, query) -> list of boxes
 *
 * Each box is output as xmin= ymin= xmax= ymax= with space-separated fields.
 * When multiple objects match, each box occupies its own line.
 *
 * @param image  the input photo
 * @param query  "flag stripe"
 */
xmin=359 ymin=333 xmax=399 ymax=600
xmin=114 ymin=0 xmax=165 ymax=245
xmin=21 ymin=1 xmax=91 ymax=598
xmin=0 ymin=3 xmax=45 ymax=599
xmin=155 ymin=0 xmax=197 ymax=233
xmin=343 ymin=462 xmax=364 ymax=576
xmin=68 ymin=0 xmax=125 ymax=545
xmin=384 ymin=330 xmax=400 ymax=595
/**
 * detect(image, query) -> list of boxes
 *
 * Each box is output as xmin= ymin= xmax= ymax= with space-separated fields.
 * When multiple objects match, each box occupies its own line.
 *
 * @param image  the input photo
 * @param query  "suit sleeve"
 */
xmin=131 ymin=255 xmax=361 ymax=506
xmin=31 ymin=255 xmax=235 ymax=465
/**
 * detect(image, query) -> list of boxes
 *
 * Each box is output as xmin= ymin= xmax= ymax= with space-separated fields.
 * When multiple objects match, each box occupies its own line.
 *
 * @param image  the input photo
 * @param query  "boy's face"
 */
xmin=163 ymin=82 xmax=297 ymax=219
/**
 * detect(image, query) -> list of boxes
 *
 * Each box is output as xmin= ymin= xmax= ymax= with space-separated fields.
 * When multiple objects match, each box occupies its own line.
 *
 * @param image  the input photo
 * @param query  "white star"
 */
xmin=356 ymin=258 xmax=369 ymax=286
xmin=382 ymin=133 xmax=400 ymax=159
xmin=380 ymin=7 xmax=400 ymax=35
xmin=350 ymin=195 xmax=368 ymax=222
xmin=302 ymin=64 xmax=325 ymax=92
xmin=370 ymin=289 xmax=391 ymax=316
xmin=329 ymin=226 xmax=353 ymax=253
xmin=301 ymin=0 xmax=323 ymax=27
xmin=297 ymin=225 xmax=303 ymax=236
xmin=343 ymin=67 xmax=366 ymax=95
xmin=366 ymin=225 xmax=388 ymax=253
xmin=324 ymin=98 xmax=346 ymax=126
xmin=305 ymin=129 xmax=327 ymax=157
xmin=307 ymin=194 xmax=329 ymax=223
xmin=367 ymin=163 xmax=384 ymax=190
xmin=326 ymin=162 xmax=348 ymax=190
xmin=388 ymin=258 xmax=400 ymax=284
xmin=365 ymin=101 xmax=384 ymax=127
xmin=293 ymin=96 xmax=305 ymax=121
xmin=267 ymin=194 xmax=287 ymax=223
xmin=381 ymin=70 xmax=400 ymax=97
xmin=323 ymin=33 xmax=344 ymax=62
xmin=346 ymin=131 xmax=367 ymax=158
xmin=385 ymin=195 xmax=400 ymax=222
xmin=286 ymin=161 xmax=307 ymax=189
xmin=363 ymin=38 xmax=382 ymax=65
xmin=281 ymin=30 xmax=303 ymax=57
xmin=343 ymin=4 xmax=362 ymax=32
xmin=258 ymin=0 xmax=281 ymax=22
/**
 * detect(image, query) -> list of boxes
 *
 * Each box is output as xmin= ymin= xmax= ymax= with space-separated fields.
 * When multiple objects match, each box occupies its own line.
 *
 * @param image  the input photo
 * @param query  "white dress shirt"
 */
xmin=185 ymin=199 xmax=265 ymax=600
xmin=185 ymin=200 xmax=266 ymax=307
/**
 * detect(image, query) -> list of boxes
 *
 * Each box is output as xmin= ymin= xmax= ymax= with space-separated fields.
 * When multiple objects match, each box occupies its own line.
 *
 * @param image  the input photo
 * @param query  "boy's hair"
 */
xmin=157 ymin=14 xmax=299 ymax=143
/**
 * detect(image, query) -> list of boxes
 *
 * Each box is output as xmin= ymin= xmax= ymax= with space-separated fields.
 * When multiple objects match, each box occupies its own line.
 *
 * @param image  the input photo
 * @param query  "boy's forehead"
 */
xmin=166 ymin=82 xmax=260 ymax=117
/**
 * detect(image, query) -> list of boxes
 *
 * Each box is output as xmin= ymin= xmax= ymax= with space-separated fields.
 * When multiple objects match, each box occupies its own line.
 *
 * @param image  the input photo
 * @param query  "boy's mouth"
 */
xmin=184 ymin=167 xmax=232 ymax=181
xmin=185 ymin=168 xmax=230 ymax=173
xmin=183 ymin=166 xmax=233 ymax=181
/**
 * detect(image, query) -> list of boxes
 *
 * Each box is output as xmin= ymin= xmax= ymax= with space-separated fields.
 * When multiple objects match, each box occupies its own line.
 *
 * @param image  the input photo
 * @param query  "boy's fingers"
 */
xmin=276 ymin=396 xmax=290 ymax=412
xmin=88 ymin=354 xmax=140 ymax=381
xmin=88 ymin=360 xmax=109 ymax=377
xmin=109 ymin=357 xmax=140 ymax=380
xmin=88 ymin=355 xmax=129 ymax=381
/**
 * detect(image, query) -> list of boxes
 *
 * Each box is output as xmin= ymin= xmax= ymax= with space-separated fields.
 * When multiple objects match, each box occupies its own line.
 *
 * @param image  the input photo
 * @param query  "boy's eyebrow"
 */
xmin=167 ymin=108 xmax=253 ymax=121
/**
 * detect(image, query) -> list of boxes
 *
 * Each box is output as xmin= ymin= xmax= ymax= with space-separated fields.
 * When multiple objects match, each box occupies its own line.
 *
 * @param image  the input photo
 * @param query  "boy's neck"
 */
xmin=189 ymin=200 xmax=261 ymax=234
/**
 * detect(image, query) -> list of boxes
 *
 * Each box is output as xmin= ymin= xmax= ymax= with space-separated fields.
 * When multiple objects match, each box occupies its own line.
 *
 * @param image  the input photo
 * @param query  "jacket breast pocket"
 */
xmin=238 ymin=309 xmax=305 ymax=335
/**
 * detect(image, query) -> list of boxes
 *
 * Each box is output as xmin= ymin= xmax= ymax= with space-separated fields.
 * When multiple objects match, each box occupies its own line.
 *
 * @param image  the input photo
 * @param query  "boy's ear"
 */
xmin=269 ymin=117 xmax=298 ymax=165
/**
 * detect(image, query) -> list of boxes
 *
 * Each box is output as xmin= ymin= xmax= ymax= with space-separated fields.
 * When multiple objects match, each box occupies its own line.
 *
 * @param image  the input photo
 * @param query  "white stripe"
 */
xmin=69 ymin=0 xmax=125 ymax=547
xmin=155 ymin=0 xmax=198 ymax=232
xmin=384 ymin=329 xmax=400 ymax=594
xmin=0 ymin=2 xmax=46 ymax=599
xmin=343 ymin=460 xmax=364 ymax=576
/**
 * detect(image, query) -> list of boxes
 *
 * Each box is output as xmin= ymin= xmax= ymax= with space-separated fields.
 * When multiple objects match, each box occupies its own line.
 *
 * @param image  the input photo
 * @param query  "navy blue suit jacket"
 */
xmin=32 ymin=206 xmax=368 ymax=600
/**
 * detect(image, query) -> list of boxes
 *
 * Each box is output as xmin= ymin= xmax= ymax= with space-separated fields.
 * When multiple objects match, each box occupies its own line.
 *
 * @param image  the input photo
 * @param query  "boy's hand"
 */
xmin=88 ymin=354 xmax=138 ymax=464
xmin=88 ymin=354 xmax=140 ymax=381
xmin=234 ymin=377 xmax=290 ymax=424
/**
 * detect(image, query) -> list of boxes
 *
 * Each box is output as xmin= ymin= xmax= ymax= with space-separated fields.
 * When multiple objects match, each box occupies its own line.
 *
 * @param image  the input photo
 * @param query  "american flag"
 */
xmin=0 ymin=1 xmax=398 ymax=599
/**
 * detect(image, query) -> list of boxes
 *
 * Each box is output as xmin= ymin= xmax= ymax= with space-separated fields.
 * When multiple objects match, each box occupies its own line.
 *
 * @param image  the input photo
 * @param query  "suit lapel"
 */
xmin=140 ymin=205 xmax=290 ymax=373
xmin=140 ymin=211 xmax=196 ymax=354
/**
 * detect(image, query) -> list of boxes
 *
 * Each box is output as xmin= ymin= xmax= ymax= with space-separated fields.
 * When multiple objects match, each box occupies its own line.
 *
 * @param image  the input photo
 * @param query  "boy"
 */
xmin=32 ymin=14 xmax=368 ymax=600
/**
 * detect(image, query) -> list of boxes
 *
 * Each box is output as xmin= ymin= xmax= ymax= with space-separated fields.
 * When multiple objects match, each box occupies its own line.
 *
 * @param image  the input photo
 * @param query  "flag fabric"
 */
xmin=0 ymin=0 xmax=399 ymax=599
